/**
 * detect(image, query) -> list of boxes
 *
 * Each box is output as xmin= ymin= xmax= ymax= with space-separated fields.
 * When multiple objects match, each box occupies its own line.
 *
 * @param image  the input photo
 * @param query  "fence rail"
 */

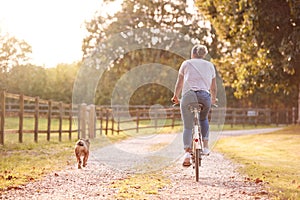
xmin=0 ymin=91 xmax=79 ymax=145
xmin=0 ymin=91 xmax=298 ymax=145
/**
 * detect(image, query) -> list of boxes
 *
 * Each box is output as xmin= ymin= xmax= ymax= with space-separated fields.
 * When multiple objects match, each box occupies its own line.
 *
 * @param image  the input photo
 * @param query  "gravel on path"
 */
xmin=0 ymin=129 xmax=274 ymax=200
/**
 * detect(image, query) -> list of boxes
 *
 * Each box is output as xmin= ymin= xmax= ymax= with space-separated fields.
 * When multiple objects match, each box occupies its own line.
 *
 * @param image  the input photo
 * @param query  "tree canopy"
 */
xmin=80 ymin=0 xmax=222 ymax=105
xmin=197 ymin=0 xmax=299 ymax=108
xmin=0 ymin=34 xmax=32 ymax=90
xmin=0 ymin=32 xmax=82 ymax=103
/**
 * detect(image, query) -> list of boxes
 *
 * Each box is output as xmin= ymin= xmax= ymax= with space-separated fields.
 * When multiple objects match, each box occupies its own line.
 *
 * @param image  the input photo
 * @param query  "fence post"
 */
xmin=117 ymin=115 xmax=120 ymax=135
xmin=111 ymin=114 xmax=114 ymax=135
xmin=298 ymin=83 xmax=300 ymax=124
xmin=136 ymin=109 xmax=139 ymax=133
xmin=265 ymin=109 xmax=270 ymax=124
xmin=155 ymin=109 xmax=158 ymax=130
xmin=292 ymin=107 xmax=296 ymax=124
xmin=80 ymin=103 xmax=87 ymax=139
xmin=242 ymin=110 xmax=245 ymax=128
xmin=254 ymin=109 xmax=258 ymax=127
xmin=116 ymin=106 xmax=120 ymax=135
xmin=171 ymin=107 xmax=175 ymax=129
xmin=99 ymin=109 xmax=103 ymax=136
xmin=88 ymin=104 xmax=95 ymax=139
xmin=231 ymin=110 xmax=235 ymax=128
xmin=105 ymin=109 xmax=109 ymax=135
xmin=286 ymin=109 xmax=289 ymax=125
xmin=34 ymin=97 xmax=39 ymax=143
xmin=47 ymin=100 xmax=52 ymax=141
xmin=276 ymin=111 xmax=279 ymax=126
xmin=19 ymin=94 xmax=24 ymax=143
xmin=0 ymin=91 xmax=5 ymax=145
xmin=58 ymin=102 xmax=63 ymax=142
xmin=77 ymin=104 xmax=80 ymax=139
xmin=68 ymin=104 xmax=72 ymax=140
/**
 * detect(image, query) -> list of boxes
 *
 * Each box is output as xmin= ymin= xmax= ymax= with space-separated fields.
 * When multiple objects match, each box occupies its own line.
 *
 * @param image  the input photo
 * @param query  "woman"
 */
xmin=171 ymin=44 xmax=217 ymax=167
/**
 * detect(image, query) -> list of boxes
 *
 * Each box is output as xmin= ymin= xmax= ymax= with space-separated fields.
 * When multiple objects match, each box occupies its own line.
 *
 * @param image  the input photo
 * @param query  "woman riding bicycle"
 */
xmin=171 ymin=44 xmax=217 ymax=167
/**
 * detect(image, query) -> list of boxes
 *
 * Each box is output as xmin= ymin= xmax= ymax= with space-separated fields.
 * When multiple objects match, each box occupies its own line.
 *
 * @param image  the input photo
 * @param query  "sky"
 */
xmin=0 ymin=0 xmax=121 ymax=68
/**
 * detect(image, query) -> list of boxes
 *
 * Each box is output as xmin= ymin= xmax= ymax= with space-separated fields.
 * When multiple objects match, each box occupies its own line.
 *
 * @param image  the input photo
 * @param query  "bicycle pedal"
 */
xmin=201 ymin=153 xmax=209 ymax=156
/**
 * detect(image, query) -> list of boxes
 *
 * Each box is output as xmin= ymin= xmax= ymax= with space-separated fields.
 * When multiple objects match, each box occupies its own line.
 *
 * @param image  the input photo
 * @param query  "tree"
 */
xmin=44 ymin=62 xmax=80 ymax=103
xmin=7 ymin=64 xmax=47 ymax=97
xmin=83 ymin=0 xmax=210 ymax=57
xmin=81 ymin=0 xmax=220 ymax=105
xmin=7 ymin=62 xmax=80 ymax=103
xmin=196 ymin=0 xmax=299 ymax=109
xmin=0 ymin=34 xmax=32 ymax=90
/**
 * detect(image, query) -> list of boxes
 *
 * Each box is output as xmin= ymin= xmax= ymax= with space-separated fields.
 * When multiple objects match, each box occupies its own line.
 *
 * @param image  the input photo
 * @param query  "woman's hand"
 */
xmin=171 ymin=95 xmax=179 ymax=104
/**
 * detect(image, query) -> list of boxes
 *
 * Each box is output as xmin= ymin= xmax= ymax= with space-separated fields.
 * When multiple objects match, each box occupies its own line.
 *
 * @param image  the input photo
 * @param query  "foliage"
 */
xmin=0 ymin=34 xmax=32 ymax=90
xmin=7 ymin=65 xmax=47 ymax=97
xmin=196 ymin=0 xmax=299 ymax=108
xmin=82 ymin=0 xmax=216 ymax=105
xmin=44 ymin=63 xmax=80 ymax=103
xmin=5 ymin=62 xmax=80 ymax=103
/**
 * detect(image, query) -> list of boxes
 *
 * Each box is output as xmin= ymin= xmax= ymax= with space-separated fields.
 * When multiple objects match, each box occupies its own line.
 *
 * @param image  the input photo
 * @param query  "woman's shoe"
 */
xmin=202 ymin=148 xmax=210 ymax=155
xmin=182 ymin=152 xmax=191 ymax=167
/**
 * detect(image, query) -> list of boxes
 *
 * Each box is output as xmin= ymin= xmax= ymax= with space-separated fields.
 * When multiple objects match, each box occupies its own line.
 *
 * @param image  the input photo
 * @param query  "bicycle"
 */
xmin=188 ymin=102 xmax=204 ymax=182
xmin=189 ymin=103 xmax=218 ymax=182
xmin=173 ymin=100 xmax=217 ymax=182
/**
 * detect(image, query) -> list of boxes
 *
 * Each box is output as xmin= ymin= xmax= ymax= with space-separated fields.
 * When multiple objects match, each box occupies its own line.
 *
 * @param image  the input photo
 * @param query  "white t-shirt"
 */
xmin=179 ymin=58 xmax=216 ymax=95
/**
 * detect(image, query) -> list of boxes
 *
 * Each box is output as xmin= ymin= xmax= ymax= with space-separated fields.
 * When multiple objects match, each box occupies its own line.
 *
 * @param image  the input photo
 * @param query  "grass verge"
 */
xmin=110 ymin=173 xmax=170 ymax=199
xmin=217 ymin=124 xmax=281 ymax=131
xmin=215 ymin=125 xmax=300 ymax=200
xmin=0 ymin=123 xmax=177 ymax=192
xmin=0 ymin=138 xmax=76 ymax=190
xmin=0 ymin=132 xmax=127 ymax=191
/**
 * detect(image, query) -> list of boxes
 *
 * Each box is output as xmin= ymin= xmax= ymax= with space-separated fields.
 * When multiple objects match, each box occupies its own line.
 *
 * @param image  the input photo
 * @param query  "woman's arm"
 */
xmin=210 ymin=77 xmax=217 ymax=104
xmin=171 ymin=73 xmax=184 ymax=104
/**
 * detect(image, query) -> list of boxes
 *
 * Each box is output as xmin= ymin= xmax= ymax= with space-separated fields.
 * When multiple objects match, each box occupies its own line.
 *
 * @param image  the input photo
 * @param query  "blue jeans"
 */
xmin=180 ymin=90 xmax=211 ymax=150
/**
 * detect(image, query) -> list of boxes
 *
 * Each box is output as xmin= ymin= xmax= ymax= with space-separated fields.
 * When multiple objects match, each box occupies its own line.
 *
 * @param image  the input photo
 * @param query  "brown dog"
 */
xmin=74 ymin=139 xmax=90 ymax=169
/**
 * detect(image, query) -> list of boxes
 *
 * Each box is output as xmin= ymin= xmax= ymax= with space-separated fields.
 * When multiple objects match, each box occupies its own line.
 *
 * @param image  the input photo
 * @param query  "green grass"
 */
xmin=3 ymin=117 xmax=78 ymax=144
xmin=110 ymin=173 xmax=170 ymax=199
xmin=4 ymin=117 xmax=78 ymax=130
xmin=0 ymin=130 xmax=129 ymax=191
xmin=219 ymin=124 xmax=280 ymax=131
xmin=215 ymin=125 xmax=300 ymax=200
xmin=0 ymin=115 xmax=179 ymax=192
xmin=0 ymin=116 xmax=291 ymax=195
xmin=0 ymin=138 xmax=77 ymax=190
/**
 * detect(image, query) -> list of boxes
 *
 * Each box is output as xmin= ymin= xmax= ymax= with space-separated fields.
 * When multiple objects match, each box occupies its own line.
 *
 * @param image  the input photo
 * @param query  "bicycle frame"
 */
xmin=192 ymin=107 xmax=203 ymax=151
xmin=189 ymin=104 xmax=204 ymax=182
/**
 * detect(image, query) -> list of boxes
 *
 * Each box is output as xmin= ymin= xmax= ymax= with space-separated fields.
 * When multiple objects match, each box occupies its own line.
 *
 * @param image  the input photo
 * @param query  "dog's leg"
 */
xmin=83 ymin=151 xmax=89 ymax=167
xmin=75 ymin=151 xmax=82 ymax=169
xmin=78 ymin=157 xmax=82 ymax=169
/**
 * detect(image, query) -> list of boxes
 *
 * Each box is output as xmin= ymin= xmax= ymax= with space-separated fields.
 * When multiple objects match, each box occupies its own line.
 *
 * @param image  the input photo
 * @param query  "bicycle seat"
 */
xmin=188 ymin=103 xmax=204 ymax=111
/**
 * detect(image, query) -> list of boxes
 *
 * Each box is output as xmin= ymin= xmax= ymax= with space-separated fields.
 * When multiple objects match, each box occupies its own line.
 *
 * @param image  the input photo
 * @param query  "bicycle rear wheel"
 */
xmin=195 ymin=148 xmax=200 ymax=182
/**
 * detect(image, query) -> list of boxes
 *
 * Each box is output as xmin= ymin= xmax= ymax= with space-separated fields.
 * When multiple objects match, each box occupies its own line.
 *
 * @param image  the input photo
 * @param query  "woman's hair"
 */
xmin=191 ymin=44 xmax=208 ymax=58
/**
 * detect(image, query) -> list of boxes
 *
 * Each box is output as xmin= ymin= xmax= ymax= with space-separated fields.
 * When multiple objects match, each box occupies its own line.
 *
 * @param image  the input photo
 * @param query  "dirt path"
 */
xmin=0 ymin=129 xmax=278 ymax=200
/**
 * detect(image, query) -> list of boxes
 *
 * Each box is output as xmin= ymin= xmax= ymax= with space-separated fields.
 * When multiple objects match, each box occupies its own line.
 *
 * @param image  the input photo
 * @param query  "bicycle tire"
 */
xmin=199 ymin=150 xmax=202 ymax=167
xmin=195 ymin=149 xmax=200 ymax=182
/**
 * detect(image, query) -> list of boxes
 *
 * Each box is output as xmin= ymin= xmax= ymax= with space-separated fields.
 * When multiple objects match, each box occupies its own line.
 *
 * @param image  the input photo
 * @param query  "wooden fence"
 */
xmin=0 ymin=91 xmax=298 ymax=145
xmin=94 ymin=106 xmax=298 ymax=135
xmin=94 ymin=105 xmax=183 ymax=135
xmin=224 ymin=107 xmax=298 ymax=127
xmin=0 ymin=91 xmax=79 ymax=145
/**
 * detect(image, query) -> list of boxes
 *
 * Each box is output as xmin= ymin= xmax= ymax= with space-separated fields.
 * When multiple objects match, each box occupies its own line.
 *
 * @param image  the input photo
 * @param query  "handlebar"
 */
xmin=211 ymin=104 xmax=218 ymax=108
xmin=172 ymin=102 xmax=218 ymax=108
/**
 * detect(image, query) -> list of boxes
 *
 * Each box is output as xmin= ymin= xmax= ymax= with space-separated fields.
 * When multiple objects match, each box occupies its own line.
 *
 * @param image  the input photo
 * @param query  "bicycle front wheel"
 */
xmin=195 ymin=149 xmax=200 ymax=182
